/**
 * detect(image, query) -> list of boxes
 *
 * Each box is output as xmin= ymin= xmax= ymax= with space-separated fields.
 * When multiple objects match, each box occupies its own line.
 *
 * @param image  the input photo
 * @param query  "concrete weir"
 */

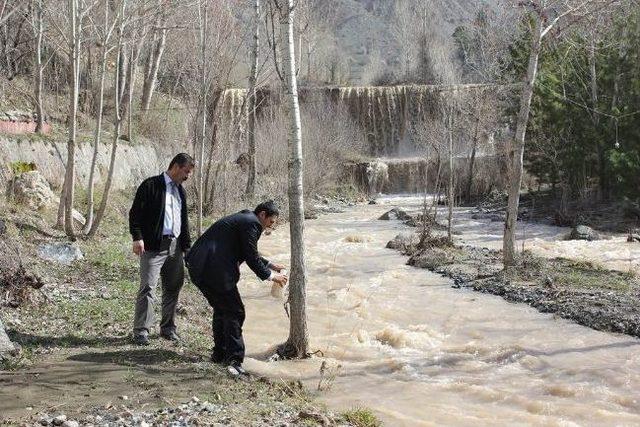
xmin=211 ymin=84 xmax=503 ymax=194
xmin=344 ymin=155 xmax=505 ymax=196
xmin=211 ymin=84 xmax=493 ymax=157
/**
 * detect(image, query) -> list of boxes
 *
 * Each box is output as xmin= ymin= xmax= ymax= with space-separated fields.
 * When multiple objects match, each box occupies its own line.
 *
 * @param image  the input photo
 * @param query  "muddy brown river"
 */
xmin=238 ymin=196 xmax=640 ymax=426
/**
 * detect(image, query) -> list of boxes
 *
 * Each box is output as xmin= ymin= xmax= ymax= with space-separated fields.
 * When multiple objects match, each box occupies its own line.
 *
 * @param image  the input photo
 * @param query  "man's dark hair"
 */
xmin=168 ymin=153 xmax=195 ymax=169
xmin=254 ymin=200 xmax=279 ymax=217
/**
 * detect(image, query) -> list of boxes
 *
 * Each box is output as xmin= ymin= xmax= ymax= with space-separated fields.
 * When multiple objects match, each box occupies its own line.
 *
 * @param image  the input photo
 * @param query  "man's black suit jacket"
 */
xmin=186 ymin=210 xmax=271 ymax=292
xmin=129 ymin=174 xmax=191 ymax=252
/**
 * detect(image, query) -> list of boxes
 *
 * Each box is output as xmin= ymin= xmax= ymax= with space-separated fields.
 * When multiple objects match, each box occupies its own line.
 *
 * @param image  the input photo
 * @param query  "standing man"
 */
xmin=186 ymin=200 xmax=288 ymax=376
xmin=129 ymin=153 xmax=195 ymax=345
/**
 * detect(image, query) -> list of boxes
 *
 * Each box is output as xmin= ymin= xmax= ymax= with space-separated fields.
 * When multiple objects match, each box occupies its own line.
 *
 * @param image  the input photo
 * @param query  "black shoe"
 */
xmin=160 ymin=331 xmax=181 ymax=342
xmin=133 ymin=334 xmax=149 ymax=346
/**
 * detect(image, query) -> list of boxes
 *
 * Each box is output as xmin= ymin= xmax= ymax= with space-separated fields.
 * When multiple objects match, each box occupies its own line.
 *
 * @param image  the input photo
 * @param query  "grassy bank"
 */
xmin=0 ymin=199 xmax=379 ymax=426
xmin=391 ymin=228 xmax=640 ymax=338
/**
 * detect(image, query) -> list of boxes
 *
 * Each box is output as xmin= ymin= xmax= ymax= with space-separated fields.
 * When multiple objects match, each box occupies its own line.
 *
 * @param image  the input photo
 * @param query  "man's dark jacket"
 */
xmin=129 ymin=174 xmax=191 ymax=252
xmin=186 ymin=210 xmax=271 ymax=292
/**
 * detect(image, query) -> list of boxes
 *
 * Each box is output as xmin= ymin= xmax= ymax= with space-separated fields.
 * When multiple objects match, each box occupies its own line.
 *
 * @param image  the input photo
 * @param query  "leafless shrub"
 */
xmin=256 ymin=96 xmax=366 ymax=199
xmin=0 ymin=240 xmax=44 ymax=307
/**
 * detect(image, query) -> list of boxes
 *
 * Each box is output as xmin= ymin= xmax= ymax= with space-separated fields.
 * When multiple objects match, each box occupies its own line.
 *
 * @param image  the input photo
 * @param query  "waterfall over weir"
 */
xmin=211 ymin=84 xmax=503 ymax=194
xmin=344 ymin=155 xmax=505 ymax=196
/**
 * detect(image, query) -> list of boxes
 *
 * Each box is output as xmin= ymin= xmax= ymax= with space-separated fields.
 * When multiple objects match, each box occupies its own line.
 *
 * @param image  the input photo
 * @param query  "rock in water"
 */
xmin=38 ymin=242 xmax=84 ymax=264
xmin=568 ymin=225 xmax=600 ymax=241
xmin=378 ymin=208 xmax=409 ymax=221
xmin=386 ymin=232 xmax=417 ymax=252
xmin=304 ymin=210 xmax=319 ymax=220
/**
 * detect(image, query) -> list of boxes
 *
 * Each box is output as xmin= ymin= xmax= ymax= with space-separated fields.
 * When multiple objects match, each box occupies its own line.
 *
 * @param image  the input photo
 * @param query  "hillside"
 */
xmin=328 ymin=0 xmax=497 ymax=83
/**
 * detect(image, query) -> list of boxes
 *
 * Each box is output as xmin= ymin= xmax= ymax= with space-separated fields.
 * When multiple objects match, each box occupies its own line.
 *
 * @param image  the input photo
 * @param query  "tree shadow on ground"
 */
xmin=7 ymin=330 xmax=130 ymax=349
xmin=68 ymin=349 xmax=192 ymax=366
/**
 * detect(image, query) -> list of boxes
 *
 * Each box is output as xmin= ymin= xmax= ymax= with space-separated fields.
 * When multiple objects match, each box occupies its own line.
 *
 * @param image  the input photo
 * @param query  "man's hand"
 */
xmin=133 ymin=240 xmax=145 ymax=256
xmin=272 ymin=274 xmax=288 ymax=287
xmin=270 ymin=263 xmax=286 ymax=272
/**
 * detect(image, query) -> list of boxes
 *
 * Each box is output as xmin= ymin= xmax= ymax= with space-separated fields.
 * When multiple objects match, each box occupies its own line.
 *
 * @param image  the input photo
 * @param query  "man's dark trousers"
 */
xmin=198 ymin=284 xmax=246 ymax=364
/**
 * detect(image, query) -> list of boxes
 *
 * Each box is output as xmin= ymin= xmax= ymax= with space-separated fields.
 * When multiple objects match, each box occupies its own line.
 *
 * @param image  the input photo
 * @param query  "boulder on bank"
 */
xmin=38 ymin=242 xmax=84 ymax=264
xmin=404 ymin=213 xmax=432 ymax=227
xmin=11 ymin=170 xmax=56 ymax=210
xmin=0 ymin=318 xmax=17 ymax=356
xmin=9 ymin=171 xmax=86 ymax=226
xmin=568 ymin=225 xmax=600 ymax=241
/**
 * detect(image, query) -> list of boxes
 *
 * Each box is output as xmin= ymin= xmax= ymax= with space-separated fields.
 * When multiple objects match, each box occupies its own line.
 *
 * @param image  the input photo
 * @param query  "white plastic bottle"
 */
xmin=270 ymin=269 xmax=287 ymax=299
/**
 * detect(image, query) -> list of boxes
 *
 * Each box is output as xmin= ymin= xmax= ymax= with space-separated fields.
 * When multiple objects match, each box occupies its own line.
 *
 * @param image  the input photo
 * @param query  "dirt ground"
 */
xmin=0 ymin=338 xmax=326 ymax=425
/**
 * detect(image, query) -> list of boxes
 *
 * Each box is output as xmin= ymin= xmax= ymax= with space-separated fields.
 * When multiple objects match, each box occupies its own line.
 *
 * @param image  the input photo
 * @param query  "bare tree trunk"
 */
xmin=140 ymin=10 xmax=166 ymax=112
xmin=306 ymin=39 xmax=311 ymax=81
xmin=33 ymin=0 xmax=45 ymax=133
xmin=83 ymin=46 xmax=109 ymax=233
xmin=88 ymin=1 xmax=127 ymax=237
xmin=430 ymin=150 xmax=442 ymax=222
xmin=466 ymin=115 xmax=480 ymax=200
xmin=117 ymin=48 xmax=128 ymax=101
xmin=56 ymin=187 xmax=65 ymax=228
xmin=196 ymin=2 xmax=208 ymax=236
xmin=296 ymin=31 xmax=302 ymax=76
xmin=278 ymin=0 xmax=308 ymax=359
xmin=503 ymin=16 xmax=542 ymax=267
xmin=447 ymin=110 xmax=454 ymax=242
xmin=84 ymin=1 xmax=115 ymax=234
xmin=588 ymin=37 xmax=606 ymax=202
xmin=126 ymin=47 xmax=134 ymax=140
xmin=61 ymin=0 xmax=80 ymax=239
xmin=203 ymin=123 xmax=217 ymax=211
xmin=245 ymin=0 xmax=260 ymax=199
xmin=120 ymin=22 xmax=146 ymax=128
xmin=419 ymin=152 xmax=431 ymax=247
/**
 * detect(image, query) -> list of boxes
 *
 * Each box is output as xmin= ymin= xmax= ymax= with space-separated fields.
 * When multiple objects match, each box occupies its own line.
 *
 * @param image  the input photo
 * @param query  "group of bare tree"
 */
xmin=394 ymin=0 xmax=624 ymax=267
xmin=501 ymin=0 xmax=621 ymax=265
xmin=1 ymin=0 xmax=312 ymax=356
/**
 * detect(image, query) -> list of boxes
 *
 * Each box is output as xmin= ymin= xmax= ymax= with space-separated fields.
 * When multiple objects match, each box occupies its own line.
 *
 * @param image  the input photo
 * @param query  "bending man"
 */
xmin=186 ymin=200 xmax=288 ymax=376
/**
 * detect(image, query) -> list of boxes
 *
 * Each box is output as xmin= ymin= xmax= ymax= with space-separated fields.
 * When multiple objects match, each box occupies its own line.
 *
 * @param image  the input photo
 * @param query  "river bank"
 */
xmin=382 ymin=200 xmax=640 ymax=339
